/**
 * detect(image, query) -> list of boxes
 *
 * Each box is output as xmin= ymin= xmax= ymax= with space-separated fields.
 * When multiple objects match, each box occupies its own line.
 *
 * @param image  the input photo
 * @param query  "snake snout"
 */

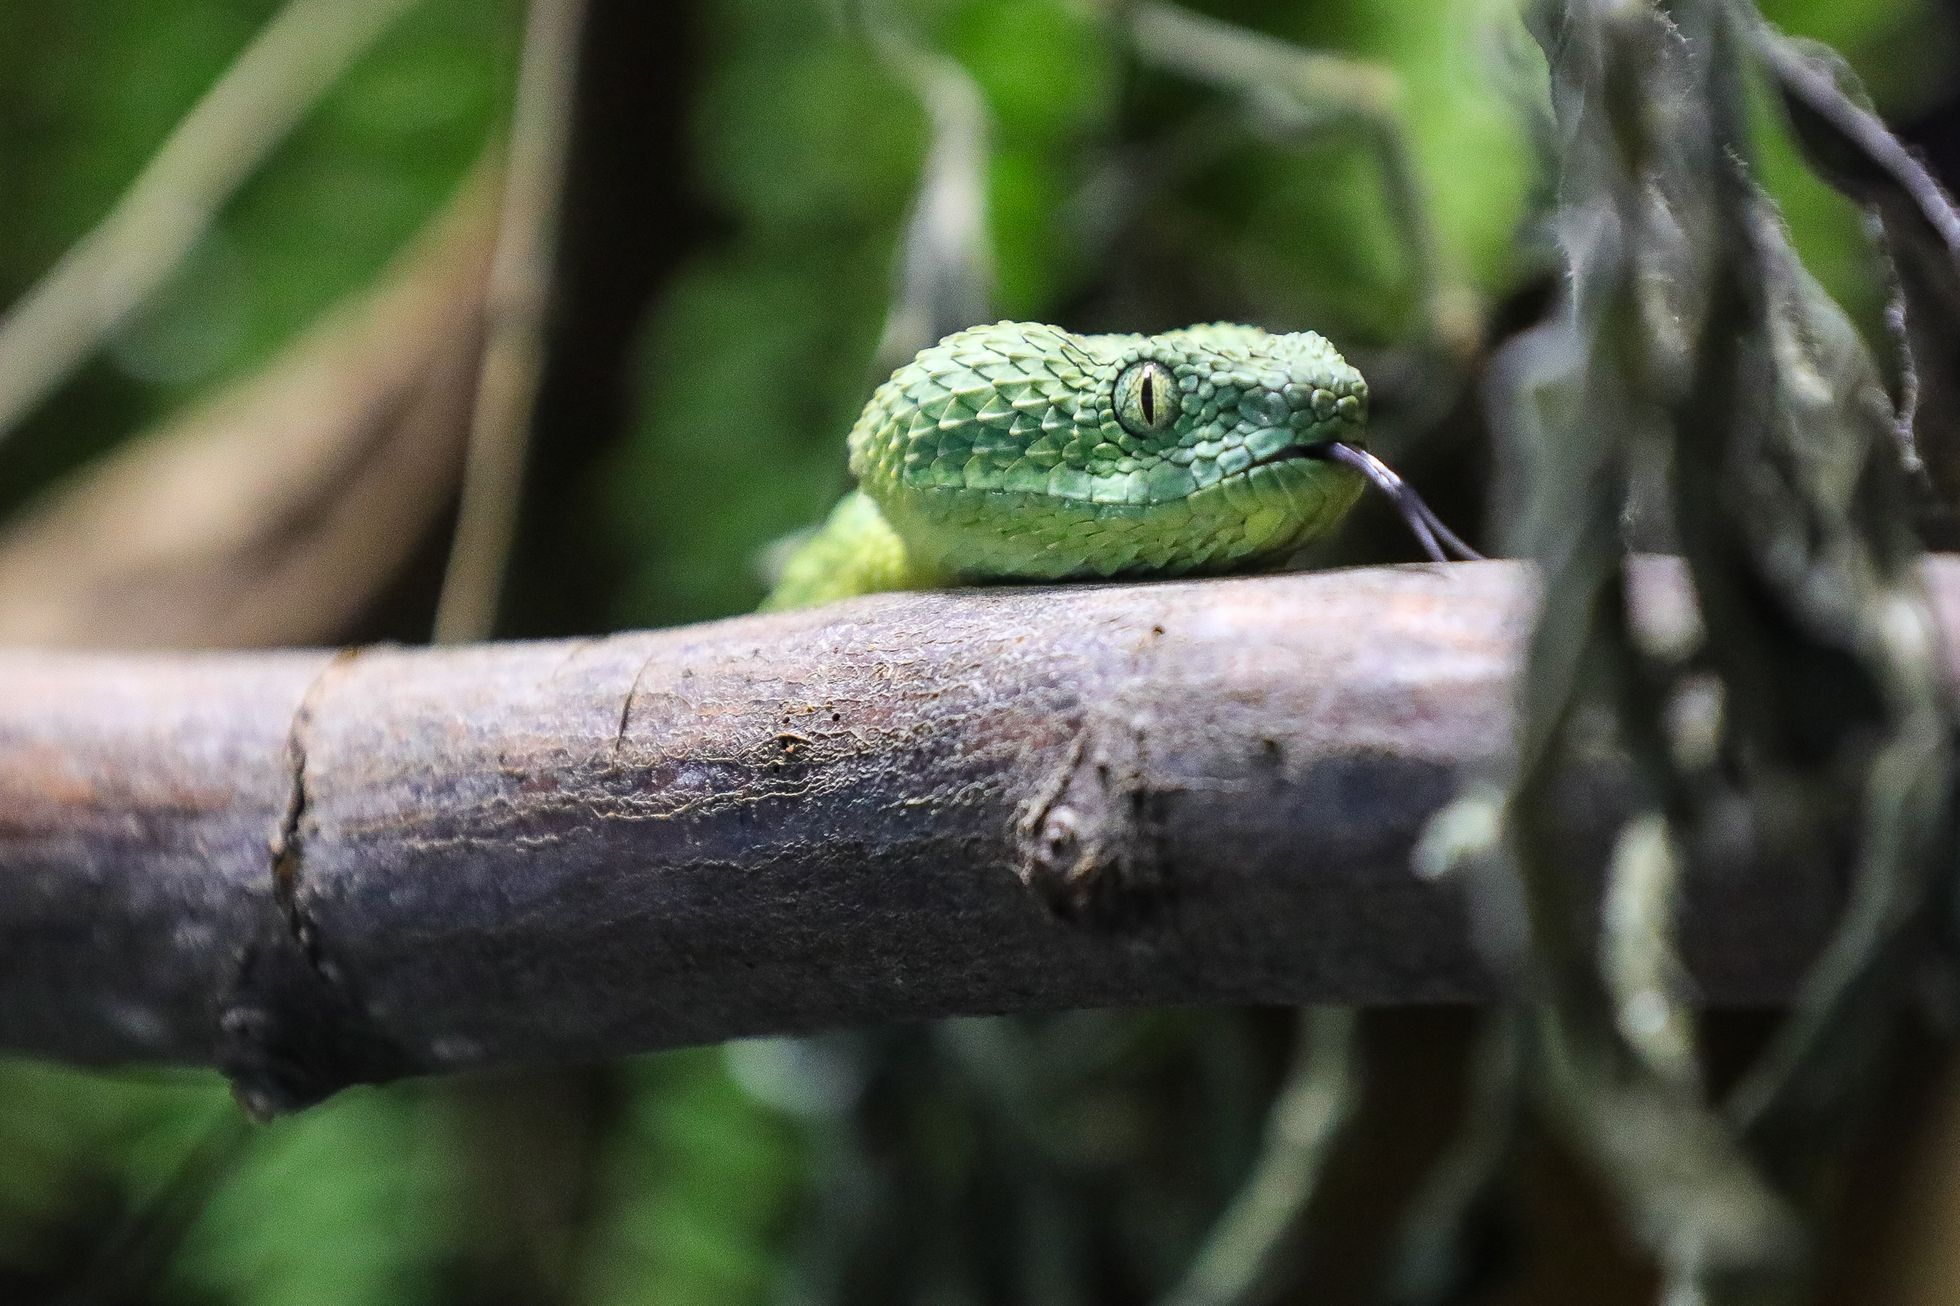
xmin=1263 ymin=367 xmax=1366 ymax=453
xmin=1292 ymin=377 xmax=1367 ymax=434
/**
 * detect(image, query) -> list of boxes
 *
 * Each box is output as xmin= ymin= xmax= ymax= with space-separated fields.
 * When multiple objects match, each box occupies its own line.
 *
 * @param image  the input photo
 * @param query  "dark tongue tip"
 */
xmin=1310 ymin=441 xmax=1484 ymax=563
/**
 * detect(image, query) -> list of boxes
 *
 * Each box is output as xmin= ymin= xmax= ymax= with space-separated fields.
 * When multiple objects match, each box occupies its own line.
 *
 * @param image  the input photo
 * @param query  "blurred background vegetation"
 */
xmin=3 ymin=1 xmax=1960 ymax=1303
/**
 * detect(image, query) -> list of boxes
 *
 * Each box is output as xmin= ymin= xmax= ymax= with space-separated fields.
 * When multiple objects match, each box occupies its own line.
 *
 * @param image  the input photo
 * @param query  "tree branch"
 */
xmin=0 ymin=559 xmax=1905 ymax=1113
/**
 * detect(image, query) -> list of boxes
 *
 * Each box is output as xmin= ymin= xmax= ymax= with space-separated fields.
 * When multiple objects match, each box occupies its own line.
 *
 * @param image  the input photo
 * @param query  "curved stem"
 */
xmin=432 ymin=0 xmax=588 ymax=643
xmin=0 ymin=0 xmax=422 ymax=446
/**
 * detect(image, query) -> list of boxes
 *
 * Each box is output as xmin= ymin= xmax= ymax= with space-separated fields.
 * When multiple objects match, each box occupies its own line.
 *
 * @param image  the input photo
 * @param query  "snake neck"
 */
xmin=760 ymin=491 xmax=948 ymax=611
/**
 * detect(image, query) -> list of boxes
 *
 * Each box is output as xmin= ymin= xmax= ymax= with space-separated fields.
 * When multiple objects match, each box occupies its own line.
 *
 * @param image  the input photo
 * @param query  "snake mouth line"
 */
xmin=1262 ymin=440 xmax=1482 ymax=563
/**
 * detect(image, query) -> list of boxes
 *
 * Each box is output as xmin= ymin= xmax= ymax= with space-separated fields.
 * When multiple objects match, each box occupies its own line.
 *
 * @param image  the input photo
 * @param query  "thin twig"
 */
xmin=1111 ymin=0 xmax=1471 ymax=358
xmin=856 ymin=4 xmax=995 ymax=377
xmin=52 ymin=1108 xmax=256 ymax=1306
xmin=1158 ymin=1009 xmax=1361 ymax=1306
xmin=1384 ymin=1010 xmax=1526 ymax=1306
xmin=0 ymin=174 xmax=499 ymax=650
xmin=431 ymin=0 xmax=588 ymax=644
xmin=0 ymin=0 xmax=423 ymax=445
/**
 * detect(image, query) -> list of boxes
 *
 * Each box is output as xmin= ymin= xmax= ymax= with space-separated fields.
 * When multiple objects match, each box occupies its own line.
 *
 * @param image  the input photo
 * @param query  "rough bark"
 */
xmin=0 ymin=559 xmax=1899 ymax=1112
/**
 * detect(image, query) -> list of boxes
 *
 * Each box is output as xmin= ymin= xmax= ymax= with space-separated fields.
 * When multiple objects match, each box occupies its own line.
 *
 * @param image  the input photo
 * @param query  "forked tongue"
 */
xmin=1311 ymin=441 xmax=1483 ymax=563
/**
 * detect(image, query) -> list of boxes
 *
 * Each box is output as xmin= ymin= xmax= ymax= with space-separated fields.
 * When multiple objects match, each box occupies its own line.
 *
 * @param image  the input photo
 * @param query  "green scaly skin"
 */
xmin=765 ymin=321 xmax=1370 ymax=610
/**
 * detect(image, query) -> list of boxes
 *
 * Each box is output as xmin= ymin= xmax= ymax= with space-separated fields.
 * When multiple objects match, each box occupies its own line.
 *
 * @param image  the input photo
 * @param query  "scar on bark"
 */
xmin=613 ymin=647 xmax=664 ymax=759
xmin=1014 ymin=720 xmax=1170 ymax=927
xmin=269 ymin=647 xmax=363 ymax=967
xmin=222 ymin=646 xmax=402 ymax=1118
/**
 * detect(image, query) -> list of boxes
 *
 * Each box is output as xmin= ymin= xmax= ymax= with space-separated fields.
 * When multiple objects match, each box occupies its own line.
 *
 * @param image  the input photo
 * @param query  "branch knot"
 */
xmin=1015 ymin=721 xmax=1170 ymax=927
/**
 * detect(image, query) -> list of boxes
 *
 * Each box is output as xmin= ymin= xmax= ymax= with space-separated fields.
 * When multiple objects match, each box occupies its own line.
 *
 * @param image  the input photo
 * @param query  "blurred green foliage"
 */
xmin=0 ymin=1062 xmax=452 ymax=1303
xmin=611 ymin=0 xmax=1543 ymax=624
xmin=0 ymin=0 xmax=1953 ymax=1302
xmin=0 ymin=1 xmax=512 ymax=512
xmin=608 ymin=0 xmax=1944 ymax=626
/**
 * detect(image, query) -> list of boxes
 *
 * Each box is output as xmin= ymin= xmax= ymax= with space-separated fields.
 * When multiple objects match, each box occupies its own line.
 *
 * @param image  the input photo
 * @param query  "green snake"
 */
xmin=765 ymin=320 xmax=1477 ymax=609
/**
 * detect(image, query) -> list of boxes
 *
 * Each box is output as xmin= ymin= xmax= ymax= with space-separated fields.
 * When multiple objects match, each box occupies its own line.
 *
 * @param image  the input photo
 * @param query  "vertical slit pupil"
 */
xmin=1141 ymin=373 xmax=1156 ymax=424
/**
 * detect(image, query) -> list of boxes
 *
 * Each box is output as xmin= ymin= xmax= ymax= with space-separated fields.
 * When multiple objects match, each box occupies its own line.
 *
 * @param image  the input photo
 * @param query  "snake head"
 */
xmin=849 ymin=321 xmax=1378 ymax=581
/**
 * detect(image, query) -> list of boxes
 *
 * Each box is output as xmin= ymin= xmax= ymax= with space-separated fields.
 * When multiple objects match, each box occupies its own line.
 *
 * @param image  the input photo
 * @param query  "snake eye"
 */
xmin=1114 ymin=360 xmax=1179 ymax=437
